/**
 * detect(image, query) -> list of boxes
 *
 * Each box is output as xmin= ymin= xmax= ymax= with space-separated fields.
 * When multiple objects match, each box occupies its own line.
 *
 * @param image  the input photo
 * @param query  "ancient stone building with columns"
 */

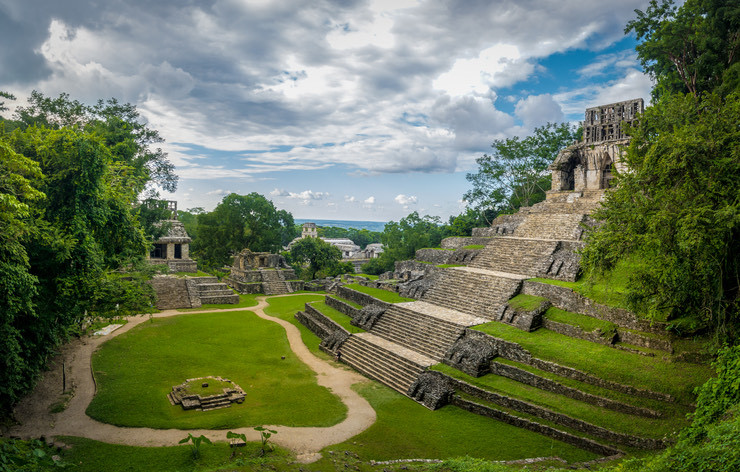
xmin=549 ymin=98 xmax=643 ymax=192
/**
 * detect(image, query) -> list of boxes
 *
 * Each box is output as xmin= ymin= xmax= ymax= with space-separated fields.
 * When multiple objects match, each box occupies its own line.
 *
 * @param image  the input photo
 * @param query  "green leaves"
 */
xmin=626 ymin=0 xmax=740 ymax=100
xmin=582 ymin=92 xmax=740 ymax=339
xmin=192 ymin=192 xmax=295 ymax=270
xmin=289 ymin=236 xmax=344 ymax=280
xmin=179 ymin=434 xmax=212 ymax=459
xmin=464 ymin=122 xmax=578 ymax=214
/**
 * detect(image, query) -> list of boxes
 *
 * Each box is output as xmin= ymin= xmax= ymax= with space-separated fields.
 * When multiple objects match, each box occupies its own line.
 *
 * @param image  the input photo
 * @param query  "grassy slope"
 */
xmin=344 ymin=283 xmax=414 ymax=303
xmin=433 ymin=364 xmax=690 ymax=440
xmin=262 ymin=294 xmax=332 ymax=360
xmin=309 ymin=301 xmax=365 ymax=333
xmin=87 ymin=308 xmax=346 ymax=429
xmin=314 ymin=383 xmax=597 ymax=464
xmin=473 ymin=322 xmax=710 ymax=403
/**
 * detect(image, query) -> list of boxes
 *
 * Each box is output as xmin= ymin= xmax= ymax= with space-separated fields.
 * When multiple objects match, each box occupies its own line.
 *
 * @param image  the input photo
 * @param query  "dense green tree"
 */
xmin=464 ymin=122 xmax=578 ymax=214
xmin=0 ymin=92 xmax=171 ymax=412
xmin=0 ymin=140 xmax=44 ymax=411
xmin=581 ymin=92 xmax=739 ymax=338
xmin=0 ymin=91 xmax=15 ymax=113
xmin=192 ymin=193 xmax=294 ymax=269
xmin=626 ymin=0 xmax=740 ymax=100
xmin=12 ymin=91 xmax=177 ymax=194
xmin=362 ymin=212 xmax=444 ymax=274
xmin=445 ymin=208 xmax=497 ymax=237
xmin=289 ymin=237 xmax=351 ymax=279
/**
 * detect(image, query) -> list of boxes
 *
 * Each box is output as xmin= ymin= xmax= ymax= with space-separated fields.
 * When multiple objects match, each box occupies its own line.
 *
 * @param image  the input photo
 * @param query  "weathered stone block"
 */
xmin=443 ymin=330 xmax=497 ymax=377
xmin=351 ymin=304 xmax=386 ymax=330
xmin=408 ymin=371 xmax=454 ymax=410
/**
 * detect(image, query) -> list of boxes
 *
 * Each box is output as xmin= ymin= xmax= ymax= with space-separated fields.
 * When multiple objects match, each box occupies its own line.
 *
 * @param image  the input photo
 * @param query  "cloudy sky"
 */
xmin=0 ymin=0 xmax=653 ymax=222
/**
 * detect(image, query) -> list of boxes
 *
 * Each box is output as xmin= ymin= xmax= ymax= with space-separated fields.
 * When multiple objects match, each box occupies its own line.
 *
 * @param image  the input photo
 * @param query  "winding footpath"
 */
xmin=8 ymin=297 xmax=377 ymax=463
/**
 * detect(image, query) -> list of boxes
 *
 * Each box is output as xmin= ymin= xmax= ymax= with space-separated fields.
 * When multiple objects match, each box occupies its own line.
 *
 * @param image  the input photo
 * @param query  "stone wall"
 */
xmin=326 ymin=296 xmax=361 ymax=319
xmin=428 ymin=370 xmax=663 ymax=450
xmin=415 ymin=248 xmax=455 ymax=265
xmin=521 ymin=280 xmax=666 ymax=334
xmin=149 ymin=276 xmax=197 ymax=309
xmin=226 ymin=279 xmax=264 ymax=294
xmin=336 ymin=285 xmax=391 ymax=309
xmin=454 ymin=328 xmax=674 ymax=402
xmin=394 ymin=260 xmax=443 ymax=277
xmin=440 ymin=237 xmax=493 ymax=249
xmin=542 ymin=318 xmax=615 ymax=346
xmin=489 ymin=362 xmax=659 ymax=418
xmin=451 ymin=396 xmax=622 ymax=457
xmin=528 ymin=357 xmax=673 ymax=402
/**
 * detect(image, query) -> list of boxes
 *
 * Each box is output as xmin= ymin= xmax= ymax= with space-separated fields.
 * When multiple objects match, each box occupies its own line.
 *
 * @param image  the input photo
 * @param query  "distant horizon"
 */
xmin=294 ymin=218 xmax=388 ymax=233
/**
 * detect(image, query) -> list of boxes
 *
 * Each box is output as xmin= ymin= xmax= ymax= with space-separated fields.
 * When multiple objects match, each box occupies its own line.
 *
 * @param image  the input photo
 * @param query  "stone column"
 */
xmin=166 ymin=243 xmax=175 ymax=260
xmin=182 ymin=243 xmax=190 ymax=259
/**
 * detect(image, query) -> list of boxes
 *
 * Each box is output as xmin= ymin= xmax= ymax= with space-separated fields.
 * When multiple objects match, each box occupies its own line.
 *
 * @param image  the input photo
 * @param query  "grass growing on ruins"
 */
xmin=87 ymin=309 xmax=347 ymax=429
xmin=529 ymin=257 xmax=644 ymax=310
xmin=432 ymin=364 xmax=689 ymax=440
xmin=355 ymin=273 xmax=379 ymax=280
xmin=344 ymin=284 xmax=414 ymax=303
xmin=309 ymin=301 xmax=365 ymax=333
xmin=507 ymin=294 xmax=548 ymax=311
xmin=177 ymin=293 xmax=259 ymax=311
xmin=328 ymin=295 xmax=363 ymax=309
xmin=544 ymin=307 xmax=617 ymax=335
xmin=463 ymin=244 xmax=485 ymax=249
xmin=315 ymin=383 xmax=598 ymax=463
xmin=472 ymin=322 xmax=711 ymax=403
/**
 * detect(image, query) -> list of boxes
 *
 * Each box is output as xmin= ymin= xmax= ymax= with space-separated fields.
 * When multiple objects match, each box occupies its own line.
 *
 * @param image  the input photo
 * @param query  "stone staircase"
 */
xmin=340 ymin=333 xmax=434 ymax=394
xmin=422 ymin=267 xmax=525 ymax=319
xmin=513 ymin=213 xmax=587 ymax=241
xmin=469 ymin=238 xmax=560 ymax=275
xmin=192 ymin=277 xmax=240 ymax=304
xmin=259 ymin=269 xmax=293 ymax=295
xmin=368 ymin=302 xmax=471 ymax=360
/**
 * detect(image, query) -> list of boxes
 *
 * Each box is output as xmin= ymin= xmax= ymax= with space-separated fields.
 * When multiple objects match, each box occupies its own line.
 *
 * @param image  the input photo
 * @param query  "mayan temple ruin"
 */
xmin=296 ymin=99 xmax=676 ymax=455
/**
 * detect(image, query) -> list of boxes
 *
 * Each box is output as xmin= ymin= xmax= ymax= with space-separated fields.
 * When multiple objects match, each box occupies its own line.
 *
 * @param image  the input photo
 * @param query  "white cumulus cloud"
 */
xmin=394 ymin=194 xmax=417 ymax=205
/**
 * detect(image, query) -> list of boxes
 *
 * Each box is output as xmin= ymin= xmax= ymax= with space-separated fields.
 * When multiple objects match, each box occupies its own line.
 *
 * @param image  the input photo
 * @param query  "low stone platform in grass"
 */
xmin=168 ymin=376 xmax=245 ymax=411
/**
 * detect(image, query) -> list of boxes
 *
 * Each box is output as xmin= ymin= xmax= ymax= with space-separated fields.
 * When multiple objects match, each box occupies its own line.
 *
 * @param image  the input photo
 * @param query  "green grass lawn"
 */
xmin=309 ymin=301 xmax=365 ymax=333
xmin=177 ymin=293 xmax=259 ymax=311
xmin=313 ymin=383 xmax=598 ymax=464
xmin=58 ymin=436 xmax=294 ymax=472
xmin=344 ymin=283 xmax=414 ymax=303
xmin=473 ymin=322 xmax=711 ymax=403
xmin=87 ymin=309 xmax=346 ymax=429
xmin=263 ymin=294 xmax=332 ymax=359
xmin=544 ymin=307 xmax=617 ymax=335
xmin=508 ymin=294 xmax=548 ymax=311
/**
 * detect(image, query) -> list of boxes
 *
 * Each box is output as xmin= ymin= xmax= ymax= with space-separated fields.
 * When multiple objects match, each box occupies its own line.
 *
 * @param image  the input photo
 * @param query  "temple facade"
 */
xmin=549 ymin=98 xmax=644 ymax=192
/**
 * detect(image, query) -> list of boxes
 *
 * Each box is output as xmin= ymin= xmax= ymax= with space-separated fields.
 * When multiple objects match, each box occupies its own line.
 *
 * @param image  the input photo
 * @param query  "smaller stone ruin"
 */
xmin=226 ymin=248 xmax=300 ymax=295
xmin=168 ymin=376 xmax=245 ymax=411
xmin=146 ymin=200 xmax=197 ymax=272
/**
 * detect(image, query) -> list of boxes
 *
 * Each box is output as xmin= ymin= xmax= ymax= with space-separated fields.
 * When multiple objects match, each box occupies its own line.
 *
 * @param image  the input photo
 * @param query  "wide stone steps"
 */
xmin=194 ymin=281 xmax=239 ymax=304
xmin=369 ymin=306 xmax=465 ymax=360
xmin=470 ymin=238 xmax=559 ymax=276
xmin=422 ymin=267 xmax=523 ymax=319
xmin=340 ymin=334 xmax=432 ymax=394
xmin=513 ymin=213 xmax=587 ymax=241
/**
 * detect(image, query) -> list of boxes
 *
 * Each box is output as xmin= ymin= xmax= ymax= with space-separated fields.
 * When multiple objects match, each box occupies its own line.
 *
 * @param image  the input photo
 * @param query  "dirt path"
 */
xmin=8 ymin=297 xmax=376 ymax=463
